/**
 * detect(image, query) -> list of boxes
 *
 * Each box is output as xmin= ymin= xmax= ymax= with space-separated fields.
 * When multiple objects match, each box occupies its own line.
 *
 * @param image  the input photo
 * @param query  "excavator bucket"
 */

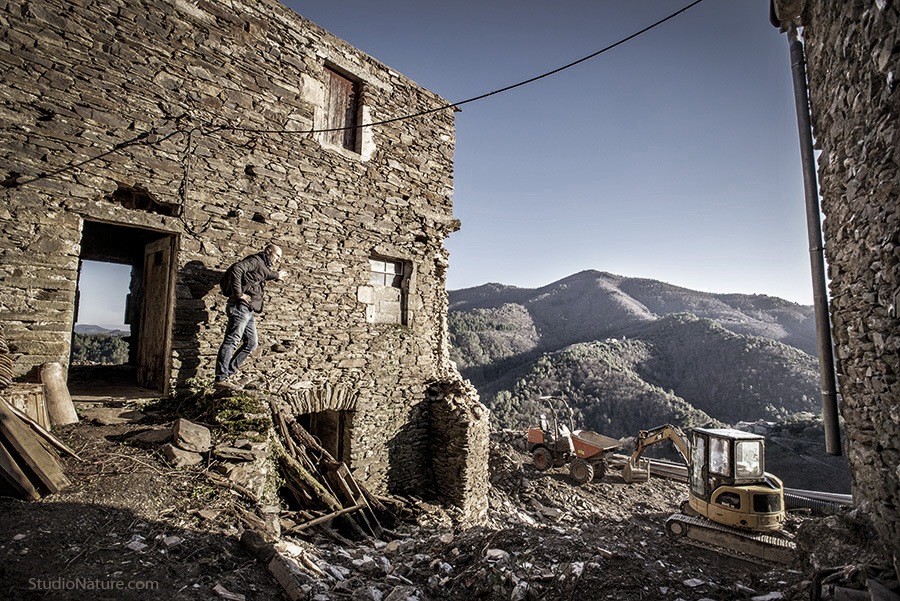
xmin=622 ymin=459 xmax=651 ymax=483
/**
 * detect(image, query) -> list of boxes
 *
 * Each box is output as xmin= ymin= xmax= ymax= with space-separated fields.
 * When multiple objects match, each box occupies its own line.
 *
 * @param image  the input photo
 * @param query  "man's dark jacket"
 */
xmin=221 ymin=253 xmax=279 ymax=312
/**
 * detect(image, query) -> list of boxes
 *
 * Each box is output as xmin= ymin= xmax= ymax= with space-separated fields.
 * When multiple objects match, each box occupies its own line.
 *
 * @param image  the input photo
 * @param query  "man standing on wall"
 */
xmin=215 ymin=243 xmax=287 ymax=389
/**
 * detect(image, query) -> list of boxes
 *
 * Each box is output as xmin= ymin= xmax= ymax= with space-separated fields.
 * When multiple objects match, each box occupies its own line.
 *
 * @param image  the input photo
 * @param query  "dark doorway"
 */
xmin=74 ymin=221 xmax=177 ymax=394
xmin=299 ymin=410 xmax=353 ymax=465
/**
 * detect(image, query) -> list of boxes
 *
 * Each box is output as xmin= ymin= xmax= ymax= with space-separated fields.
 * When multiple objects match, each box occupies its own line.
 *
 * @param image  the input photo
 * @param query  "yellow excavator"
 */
xmin=623 ymin=424 xmax=795 ymax=564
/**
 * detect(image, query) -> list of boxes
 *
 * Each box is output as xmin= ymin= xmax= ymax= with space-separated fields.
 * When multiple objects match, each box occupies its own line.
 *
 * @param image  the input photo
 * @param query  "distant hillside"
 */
xmin=622 ymin=314 xmax=819 ymax=423
xmin=450 ymin=270 xmax=817 ymax=357
xmin=449 ymin=270 xmax=821 ymax=431
xmin=480 ymin=338 xmax=720 ymax=438
xmin=74 ymin=324 xmax=129 ymax=336
xmin=70 ymin=331 xmax=129 ymax=365
xmin=449 ymin=271 xmax=849 ymax=491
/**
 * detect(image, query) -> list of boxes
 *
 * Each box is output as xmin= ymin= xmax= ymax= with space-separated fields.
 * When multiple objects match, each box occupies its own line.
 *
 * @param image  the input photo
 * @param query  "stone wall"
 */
xmin=0 ymin=0 xmax=488 ymax=517
xmin=428 ymin=379 xmax=491 ymax=522
xmin=799 ymin=0 xmax=900 ymax=571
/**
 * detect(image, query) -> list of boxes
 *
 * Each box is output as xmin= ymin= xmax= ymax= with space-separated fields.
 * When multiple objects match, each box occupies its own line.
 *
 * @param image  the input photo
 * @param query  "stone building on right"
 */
xmin=773 ymin=0 xmax=899 ymax=574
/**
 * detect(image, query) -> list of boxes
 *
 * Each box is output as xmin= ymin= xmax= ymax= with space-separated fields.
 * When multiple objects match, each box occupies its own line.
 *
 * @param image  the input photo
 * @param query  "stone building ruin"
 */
xmin=0 ymin=0 xmax=489 ymax=519
xmin=3 ymin=0 xmax=897 ymax=569
xmin=772 ymin=0 xmax=900 ymax=575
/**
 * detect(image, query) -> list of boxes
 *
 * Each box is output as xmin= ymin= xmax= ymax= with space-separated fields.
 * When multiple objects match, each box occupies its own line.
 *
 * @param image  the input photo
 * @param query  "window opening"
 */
xmin=709 ymin=436 xmax=731 ymax=476
xmin=324 ymin=67 xmax=359 ymax=151
xmin=365 ymin=258 xmax=406 ymax=324
xmin=735 ymin=440 xmax=763 ymax=478
xmin=73 ymin=260 xmax=132 ymax=365
xmin=369 ymin=258 xmax=403 ymax=287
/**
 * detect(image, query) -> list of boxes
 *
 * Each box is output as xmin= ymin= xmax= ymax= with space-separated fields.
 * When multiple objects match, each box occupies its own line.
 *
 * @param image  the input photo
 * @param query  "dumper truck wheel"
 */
xmin=532 ymin=447 xmax=553 ymax=471
xmin=570 ymin=459 xmax=594 ymax=484
xmin=592 ymin=459 xmax=607 ymax=481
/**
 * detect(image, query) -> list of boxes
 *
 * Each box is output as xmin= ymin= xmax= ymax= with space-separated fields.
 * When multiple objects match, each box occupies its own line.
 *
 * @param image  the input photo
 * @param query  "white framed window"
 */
xmin=369 ymin=258 xmax=403 ymax=287
xmin=360 ymin=257 xmax=407 ymax=324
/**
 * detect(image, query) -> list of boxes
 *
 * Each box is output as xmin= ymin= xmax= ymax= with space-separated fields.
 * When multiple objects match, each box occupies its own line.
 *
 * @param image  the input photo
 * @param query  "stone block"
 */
xmin=161 ymin=443 xmax=203 ymax=468
xmin=128 ymin=428 xmax=173 ymax=445
xmin=174 ymin=418 xmax=212 ymax=453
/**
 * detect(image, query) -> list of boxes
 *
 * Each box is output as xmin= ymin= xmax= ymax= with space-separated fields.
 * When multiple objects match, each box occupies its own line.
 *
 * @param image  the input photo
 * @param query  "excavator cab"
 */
xmin=686 ymin=428 xmax=785 ymax=532
xmin=625 ymin=424 xmax=794 ymax=563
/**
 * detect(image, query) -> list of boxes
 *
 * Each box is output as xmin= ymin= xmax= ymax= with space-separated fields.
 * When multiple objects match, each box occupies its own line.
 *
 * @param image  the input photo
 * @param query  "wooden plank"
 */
xmin=328 ymin=464 xmax=382 ymax=537
xmin=346 ymin=472 xmax=383 ymax=536
xmin=136 ymin=235 xmax=176 ymax=392
xmin=2 ymin=400 xmax=81 ymax=459
xmin=0 ymin=439 xmax=40 ymax=501
xmin=284 ymin=503 xmax=365 ymax=534
xmin=0 ymin=399 xmax=69 ymax=493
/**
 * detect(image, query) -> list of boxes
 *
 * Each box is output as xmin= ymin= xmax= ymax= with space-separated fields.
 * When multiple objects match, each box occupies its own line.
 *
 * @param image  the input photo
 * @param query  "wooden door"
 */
xmin=136 ymin=236 xmax=176 ymax=392
xmin=324 ymin=67 xmax=358 ymax=150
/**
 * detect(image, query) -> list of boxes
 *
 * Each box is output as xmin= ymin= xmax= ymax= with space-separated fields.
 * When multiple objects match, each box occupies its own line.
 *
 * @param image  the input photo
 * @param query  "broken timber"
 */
xmin=0 ymin=398 xmax=70 ymax=499
xmin=326 ymin=463 xmax=383 ymax=538
xmin=269 ymin=399 xmax=384 ymax=538
xmin=274 ymin=437 xmax=343 ymax=513
xmin=4 ymin=400 xmax=81 ymax=460
xmin=0 ymin=433 xmax=40 ymax=500
xmin=284 ymin=503 xmax=365 ymax=534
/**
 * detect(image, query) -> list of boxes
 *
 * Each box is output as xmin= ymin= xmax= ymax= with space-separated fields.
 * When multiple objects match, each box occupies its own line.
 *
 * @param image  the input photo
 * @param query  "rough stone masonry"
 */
xmin=792 ymin=0 xmax=900 ymax=574
xmin=0 ymin=0 xmax=489 ymax=519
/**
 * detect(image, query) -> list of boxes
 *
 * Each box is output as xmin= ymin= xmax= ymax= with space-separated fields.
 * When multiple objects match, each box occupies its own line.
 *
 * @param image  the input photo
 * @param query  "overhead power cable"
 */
xmin=4 ymin=0 xmax=706 ymax=187
xmin=452 ymin=0 xmax=707 ymax=107
xmin=233 ymin=0 xmax=707 ymax=135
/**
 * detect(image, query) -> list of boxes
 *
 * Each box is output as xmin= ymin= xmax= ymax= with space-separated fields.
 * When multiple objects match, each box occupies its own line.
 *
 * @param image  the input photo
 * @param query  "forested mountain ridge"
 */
xmin=448 ymin=270 xmax=821 ymax=431
xmin=450 ymin=270 xmax=817 ymax=358
xmin=480 ymin=337 xmax=721 ymax=438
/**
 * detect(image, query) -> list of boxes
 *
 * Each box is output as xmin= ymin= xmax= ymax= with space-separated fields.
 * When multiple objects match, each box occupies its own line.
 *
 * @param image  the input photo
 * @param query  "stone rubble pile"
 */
xmin=230 ymin=433 xmax=825 ymax=601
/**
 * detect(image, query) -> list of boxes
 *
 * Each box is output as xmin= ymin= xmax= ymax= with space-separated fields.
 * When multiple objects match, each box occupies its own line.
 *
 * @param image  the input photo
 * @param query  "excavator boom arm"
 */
xmin=630 ymin=424 xmax=690 ymax=466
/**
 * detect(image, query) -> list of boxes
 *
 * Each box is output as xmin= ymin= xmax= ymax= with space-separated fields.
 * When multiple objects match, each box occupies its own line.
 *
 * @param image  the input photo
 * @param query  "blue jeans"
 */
xmin=215 ymin=303 xmax=258 ymax=381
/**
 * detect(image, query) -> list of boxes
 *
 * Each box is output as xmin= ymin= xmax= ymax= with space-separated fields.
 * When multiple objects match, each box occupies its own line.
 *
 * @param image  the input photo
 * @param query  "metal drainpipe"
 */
xmin=785 ymin=25 xmax=842 ymax=455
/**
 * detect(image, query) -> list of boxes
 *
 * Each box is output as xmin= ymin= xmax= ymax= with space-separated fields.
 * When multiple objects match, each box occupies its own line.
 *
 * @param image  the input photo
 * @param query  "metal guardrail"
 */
xmin=608 ymin=453 xmax=688 ymax=481
xmin=608 ymin=454 xmax=853 ymax=507
xmin=783 ymin=487 xmax=852 ymax=505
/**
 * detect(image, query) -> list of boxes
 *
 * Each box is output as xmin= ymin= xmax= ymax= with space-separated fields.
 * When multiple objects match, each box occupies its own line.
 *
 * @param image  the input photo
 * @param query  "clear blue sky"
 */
xmin=289 ymin=0 xmax=817 ymax=305
xmin=78 ymin=0 xmax=816 ymax=328
xmin=76 ymin=261 xmax=132 ymax=330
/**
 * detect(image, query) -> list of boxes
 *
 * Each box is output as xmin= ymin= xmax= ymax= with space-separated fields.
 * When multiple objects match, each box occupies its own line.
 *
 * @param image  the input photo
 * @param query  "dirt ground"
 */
xmin=0 ymin=399 xmax=895 ymax=601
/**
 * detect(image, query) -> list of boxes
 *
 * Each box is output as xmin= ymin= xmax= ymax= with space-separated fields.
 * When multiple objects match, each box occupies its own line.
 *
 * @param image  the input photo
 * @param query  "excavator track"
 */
xmin=664 ymin=514 xmax=795 ymax=566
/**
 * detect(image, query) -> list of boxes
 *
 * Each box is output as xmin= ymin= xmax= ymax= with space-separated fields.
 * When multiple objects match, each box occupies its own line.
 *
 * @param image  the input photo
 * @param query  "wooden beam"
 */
xmin=326 ymin=464 xmax=383 ymax=538
xmin=0 ymin=439 xmax=40 ymax=501
xmin=284 ymin=503 xmax=365 ymax=534
xmin=3 ymin=400 xmax=81 ymax=460
xmin=0 ymin=398 xmax=69 ymax=494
